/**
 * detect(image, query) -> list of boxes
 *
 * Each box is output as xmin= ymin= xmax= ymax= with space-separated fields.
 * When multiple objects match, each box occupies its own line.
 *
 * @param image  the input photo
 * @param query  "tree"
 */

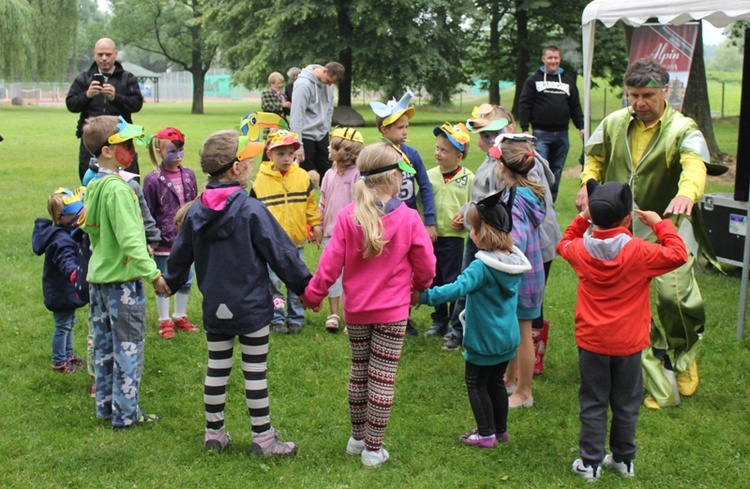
xmin=707 ymin=39 xmax=744 ymax=72
xmin=205 ymin=0 xmax=472 ymax=107
xmin=109 ymin=0 xmax=218 ymax=114
xmin=1 ymin=0 xmax=77 ymax=80
xmin=465 ymin=1 xmax=512 ymax=105
xmin=0 ymin=0 xmax=32 ymax=79
xmin=682 ymin=23 xmax=724 ymax=163
xmin=72 ymin=0 xmax=110 ymax=77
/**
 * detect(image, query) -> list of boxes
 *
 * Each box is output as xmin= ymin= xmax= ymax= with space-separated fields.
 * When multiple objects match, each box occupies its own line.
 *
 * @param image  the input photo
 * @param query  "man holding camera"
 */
xmin=66 ymin=38 xmax=144 ymax=182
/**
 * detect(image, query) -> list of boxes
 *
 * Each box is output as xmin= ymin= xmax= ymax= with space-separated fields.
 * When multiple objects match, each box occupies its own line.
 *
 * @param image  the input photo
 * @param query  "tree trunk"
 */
xmin=512 ymin=1 xmax=529 ymax=118
xmin=337 ymin=5 xmax=353 ymax=107
xmin=682 ymin=23 xmax=724 ymax=163
xmin=488 ymin=5 xmax=501 ymax=105
xmin=190 ymin=3 xmax=205 ymax=115
xmin=191 ymin=69 xmax=205 ymax=115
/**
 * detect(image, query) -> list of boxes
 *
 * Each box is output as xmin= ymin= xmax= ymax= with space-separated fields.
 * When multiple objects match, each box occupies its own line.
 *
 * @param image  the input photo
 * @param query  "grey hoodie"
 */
xmin=289 ymin=64 xmax=334 ymax=141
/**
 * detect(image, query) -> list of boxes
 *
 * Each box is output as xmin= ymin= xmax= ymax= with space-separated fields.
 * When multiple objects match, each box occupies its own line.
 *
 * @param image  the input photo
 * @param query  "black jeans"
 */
xmin=431 ymin=237 xmax=465 ymax=328
xmin=300 ymin=137 xmax=331 ymax=178
xmin=448 ymin=237 xmax=479 ymax=338
xmin=465 ymin=360 xmax=510 ymax=437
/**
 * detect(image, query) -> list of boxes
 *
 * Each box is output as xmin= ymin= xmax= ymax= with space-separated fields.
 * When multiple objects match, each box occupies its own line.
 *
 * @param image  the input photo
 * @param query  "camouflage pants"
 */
xmin=90 ymin=281 xmax=147 ymax=428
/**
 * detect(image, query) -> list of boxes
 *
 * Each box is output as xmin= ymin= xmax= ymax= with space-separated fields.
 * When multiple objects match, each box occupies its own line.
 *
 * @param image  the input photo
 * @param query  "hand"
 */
xmin=307 ymin=169 xmax=320 ymax=187
xmin=450 ymin=212 xmax=464 ymax=231
xmin=425 ymin=225 xmax=437 ymax=243
xmin=86 ymin=81 xmax=103 ymax=99
xmin=580 ymin=206 xmax=591 ymax=221
xmin=147 ymin=244 xmax=154 ymax=257
xmin=153 ymin=276 xmax=171 ymax=296
xmin=296 ymin=149 xmax=306 ymax=163
xmin=575 ymin=184 xmax=589 ymax=211
xmin=410 ymin=289 xmax=421 ymax=309
xmin=663 ymin=195 xmax=694 ymax=216
xmin=299 ymin=293 xmax=322 ymax=312
xmin=282 ymin=101 xmax=291 ymax=109
xmin=579 ymin=128 xmax=586 ymax=140
xmin=100 ymin=83 xmax=116 ymax=102
xmin=635 ymin=209 xmax=662 ymax=227
xmin=311 ymin=225 xmax=323 ymax=247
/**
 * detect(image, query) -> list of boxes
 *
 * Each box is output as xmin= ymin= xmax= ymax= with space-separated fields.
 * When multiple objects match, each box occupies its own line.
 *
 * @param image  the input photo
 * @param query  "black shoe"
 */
xmin=405 ymin=320 xmax=419 ymax=336
xmin=442 ymin=335 xmax=462 ymax=350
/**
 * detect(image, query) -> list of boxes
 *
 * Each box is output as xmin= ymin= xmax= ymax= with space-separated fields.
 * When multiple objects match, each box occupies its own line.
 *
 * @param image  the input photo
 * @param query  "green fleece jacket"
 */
xmin=81 ymin=174 xmax=161 ymax=284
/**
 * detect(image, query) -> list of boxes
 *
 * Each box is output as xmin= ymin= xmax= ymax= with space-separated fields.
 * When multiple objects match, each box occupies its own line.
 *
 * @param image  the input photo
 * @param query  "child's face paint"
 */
xmin=161 ymin=142 xmax=184 ymax=167
xmin=114 ymin=140 xmax=135 ymax=169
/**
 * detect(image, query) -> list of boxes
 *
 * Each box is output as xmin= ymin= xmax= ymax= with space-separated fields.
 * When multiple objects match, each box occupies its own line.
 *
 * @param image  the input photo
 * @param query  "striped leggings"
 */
xmin=204 ymin=326 xmax=271 ymax=435
xmin=347 ymin=320 xmax=406 ymax=451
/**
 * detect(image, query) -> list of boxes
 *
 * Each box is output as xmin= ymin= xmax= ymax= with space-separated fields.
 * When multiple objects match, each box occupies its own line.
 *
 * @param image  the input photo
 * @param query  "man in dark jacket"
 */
xmin=66 ymin=38 xmax=144 ymax=182
xmin=519 ymin=45 xmax=585 ymax=202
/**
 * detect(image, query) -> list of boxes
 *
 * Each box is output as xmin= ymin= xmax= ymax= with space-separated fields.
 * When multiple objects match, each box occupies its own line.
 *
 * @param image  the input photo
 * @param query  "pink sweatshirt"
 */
xmin=319 ymin=164 xmax=360 ymax=238
xmin=303 ymin=202 xmax=436 ymax=324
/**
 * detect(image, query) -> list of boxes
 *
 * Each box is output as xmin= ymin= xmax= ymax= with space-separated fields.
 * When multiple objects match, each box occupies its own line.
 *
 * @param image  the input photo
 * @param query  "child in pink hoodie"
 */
xmin=302 ymin=141 xmax=435 ymax=468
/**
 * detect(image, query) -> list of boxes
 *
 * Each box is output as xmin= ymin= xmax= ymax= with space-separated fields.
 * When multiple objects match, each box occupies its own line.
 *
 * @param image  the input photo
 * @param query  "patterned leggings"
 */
xmin=347 ymin=320 xmax=406 ymax=451
xmin=204 ymin=326 xmax=271 ymax=435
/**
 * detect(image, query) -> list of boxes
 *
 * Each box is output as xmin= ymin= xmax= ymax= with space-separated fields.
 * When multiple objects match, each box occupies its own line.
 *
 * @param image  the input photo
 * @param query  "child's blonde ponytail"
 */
xmin=353 ymin=142 xmax=401 ymax=258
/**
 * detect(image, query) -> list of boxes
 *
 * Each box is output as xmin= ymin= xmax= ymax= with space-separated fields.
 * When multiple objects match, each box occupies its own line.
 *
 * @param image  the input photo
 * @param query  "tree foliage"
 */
xmin=0 ymin=0 xmax=77 ymax=80
xmin=72 ymin=0 xmax=110 ymax=76
xmin=707 ymin=39 xmax=745 ymax=72
xmin=205 ymin=0 xmax=472 ymax=106
xmin=109 ymin=0 xmax=218 ymax=114
xmin=0 ymin=0 xmax=33 ymax=78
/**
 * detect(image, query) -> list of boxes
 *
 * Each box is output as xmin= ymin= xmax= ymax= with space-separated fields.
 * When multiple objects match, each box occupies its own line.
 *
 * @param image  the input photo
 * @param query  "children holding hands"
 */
xmin=165 ymin=130 xmax=312 ymax=456
xmin=143 ymin=126 xmax=199 ymax=338
xmin=80 ymin=115 xmax=169 ymax=429
xmin=558 ymin=181 xmax=688 ymax=480
xmin=318 ymin=127 xmax=365 ymax=332
xmin=372 ymin=91 xmax=437 ymax=336
xmin=252 ymin=129 xmax=322 ymax=334
xmin=302 ymin=141 xmax=436 ymax=467
xmin=418 ymin=188 xmax=531 ymax=448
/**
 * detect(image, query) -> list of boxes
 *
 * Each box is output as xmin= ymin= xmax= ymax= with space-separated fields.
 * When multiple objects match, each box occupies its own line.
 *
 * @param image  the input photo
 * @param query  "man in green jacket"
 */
xmin=575 ymin=57 xmax=715 ymax=409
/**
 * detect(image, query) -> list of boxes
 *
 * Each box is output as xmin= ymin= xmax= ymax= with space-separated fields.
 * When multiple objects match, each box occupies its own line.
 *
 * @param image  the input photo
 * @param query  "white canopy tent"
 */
xmin=582 ymin=0 xmax=750 ymax=135
xmin=581 ymin=0 xmax=750 ymax=339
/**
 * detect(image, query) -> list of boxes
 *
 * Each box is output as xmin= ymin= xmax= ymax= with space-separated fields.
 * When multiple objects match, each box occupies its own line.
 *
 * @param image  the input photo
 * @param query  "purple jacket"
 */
xmin=143 ymin=165 xmax=198 ymax=251
xmin=509 ymin=186 xmax=546 ymax=319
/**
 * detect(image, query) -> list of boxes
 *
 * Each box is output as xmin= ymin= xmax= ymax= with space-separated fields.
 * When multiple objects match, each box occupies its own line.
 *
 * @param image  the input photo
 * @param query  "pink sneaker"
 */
xmin=250 ymin=428 xmax=297 ymax=457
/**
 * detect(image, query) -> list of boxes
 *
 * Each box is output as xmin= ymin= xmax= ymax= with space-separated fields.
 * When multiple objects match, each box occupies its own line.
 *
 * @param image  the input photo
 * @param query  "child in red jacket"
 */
xmin=557 ymin=181 xmax=688 ymax=481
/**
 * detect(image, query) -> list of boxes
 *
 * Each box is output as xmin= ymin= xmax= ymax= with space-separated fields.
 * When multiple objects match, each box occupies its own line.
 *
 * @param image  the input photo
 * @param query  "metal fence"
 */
xmin=0 ymin=69 xmax=260 ymax=104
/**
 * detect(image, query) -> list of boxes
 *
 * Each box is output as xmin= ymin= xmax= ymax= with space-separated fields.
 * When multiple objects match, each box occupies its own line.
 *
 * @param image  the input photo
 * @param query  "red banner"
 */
xmin=629 ymin=24 xmax=700 ymax=111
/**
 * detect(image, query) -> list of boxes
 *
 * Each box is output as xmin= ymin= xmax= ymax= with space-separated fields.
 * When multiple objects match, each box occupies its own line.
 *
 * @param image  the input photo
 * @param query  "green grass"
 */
xmin=1 ymin=103 xmax=749 ymax=488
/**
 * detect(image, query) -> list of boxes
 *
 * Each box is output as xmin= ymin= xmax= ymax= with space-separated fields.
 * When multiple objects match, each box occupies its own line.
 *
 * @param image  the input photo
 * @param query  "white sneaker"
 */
xmin=346 ymin=437 xmax=365 ymax=455
xmin=361 ymin=447 xmax=389 ymax=467
xmin=571 ymin=458 xmax=601 ymax=481
xmin=602 ymin=454 xmax=635 ymax=476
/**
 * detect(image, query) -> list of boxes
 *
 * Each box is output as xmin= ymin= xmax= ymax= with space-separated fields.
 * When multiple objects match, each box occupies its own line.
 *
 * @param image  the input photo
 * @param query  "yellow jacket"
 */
xmin=251 ymin=161 xmax=321 ymax=247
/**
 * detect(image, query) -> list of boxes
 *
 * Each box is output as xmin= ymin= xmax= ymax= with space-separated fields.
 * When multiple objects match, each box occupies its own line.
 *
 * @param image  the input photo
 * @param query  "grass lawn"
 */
xmin=1 ymin=102 xmax=749 ymax=488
